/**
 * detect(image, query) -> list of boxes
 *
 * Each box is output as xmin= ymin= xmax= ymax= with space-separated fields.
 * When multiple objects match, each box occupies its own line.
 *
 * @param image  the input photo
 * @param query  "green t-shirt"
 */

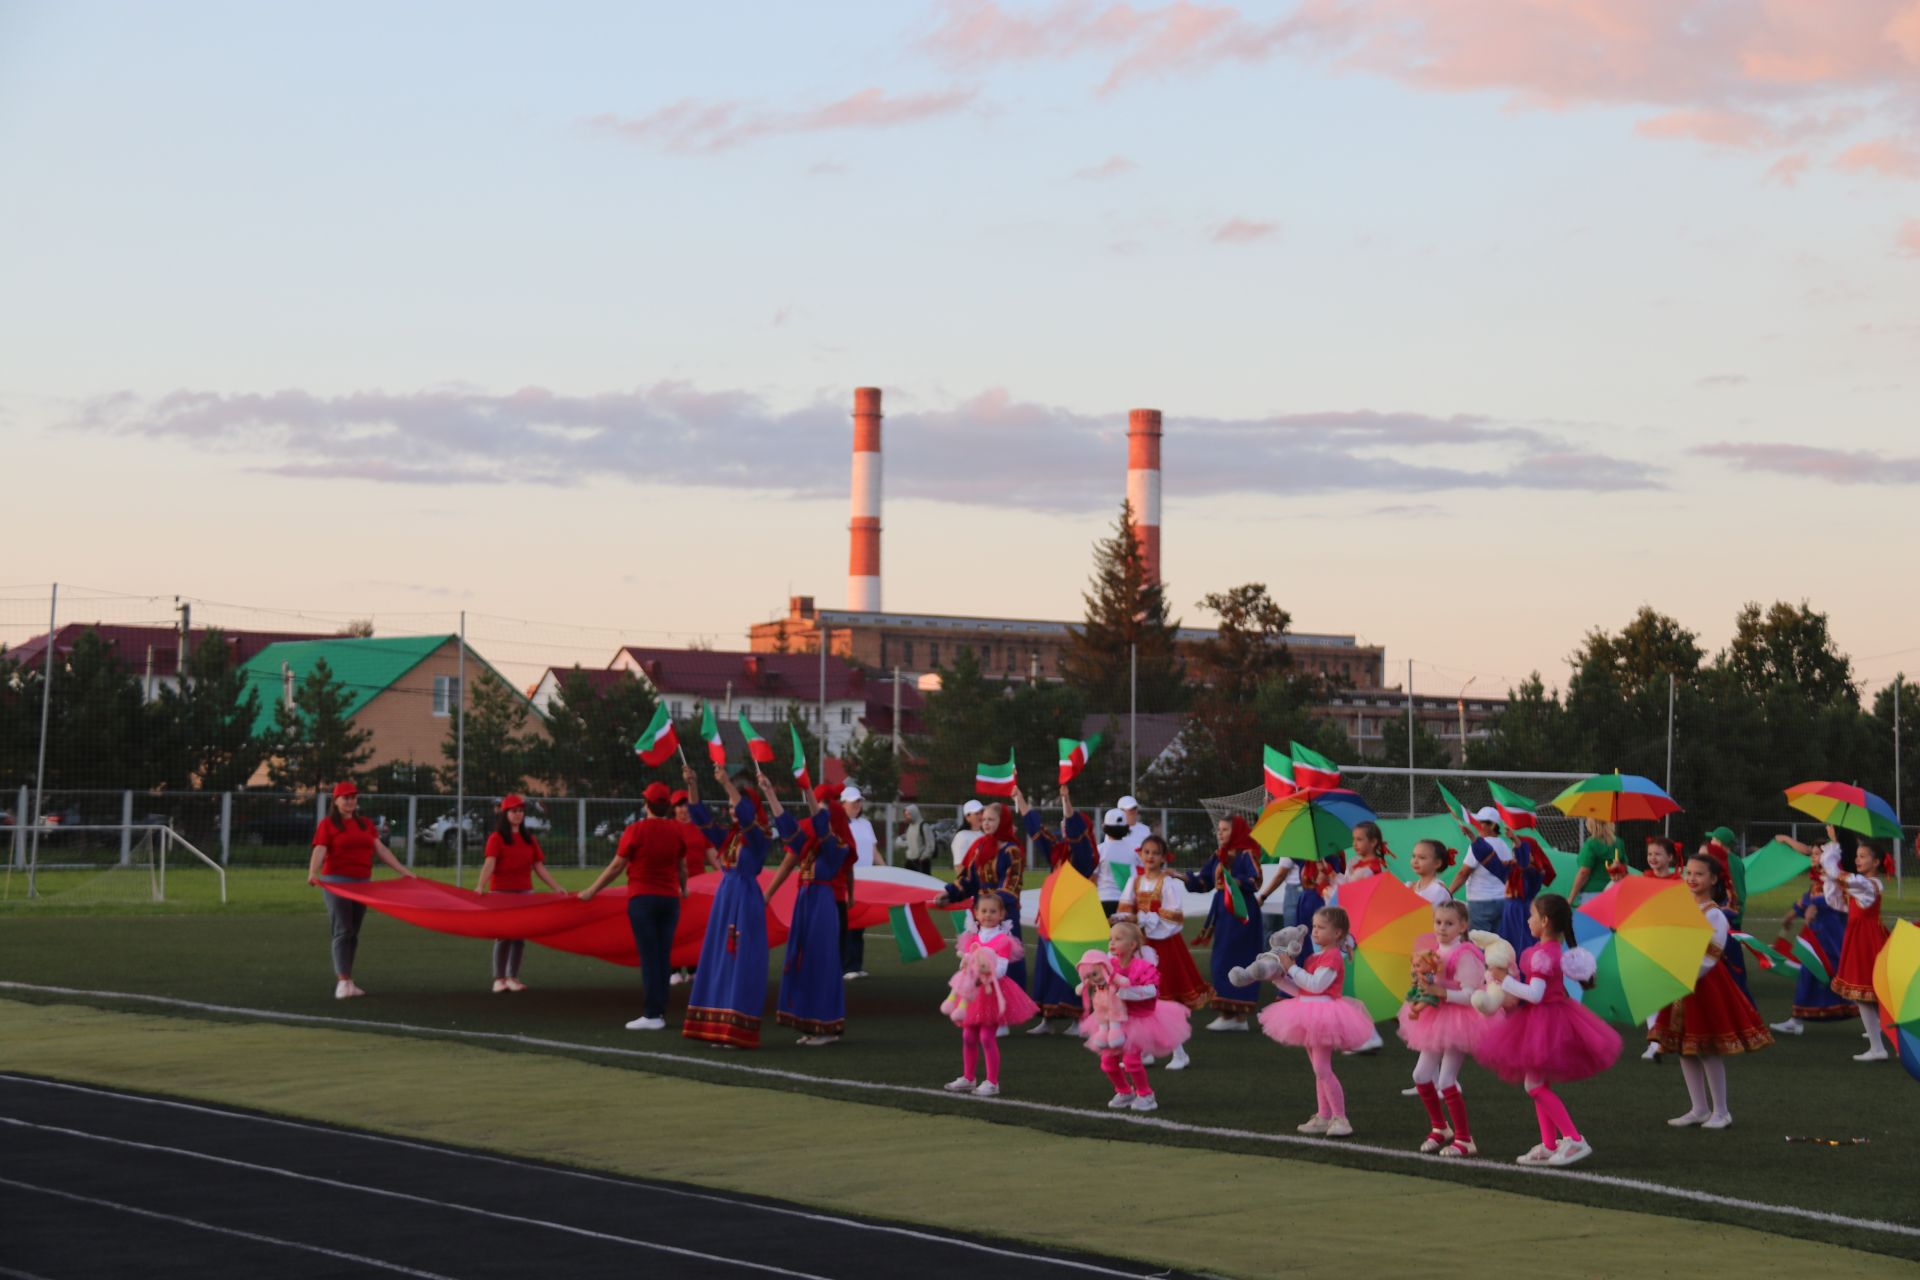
xmin=1575 ymin=837 xmax=1625 ymax=895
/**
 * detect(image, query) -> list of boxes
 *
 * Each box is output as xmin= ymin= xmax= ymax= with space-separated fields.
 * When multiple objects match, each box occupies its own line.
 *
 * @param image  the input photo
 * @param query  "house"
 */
xmin=5 ymin=623 xmax=328 ymax=701
xmin=607 ymin=646 xmax=870 ymax=755
xmin=239 ymin=635 xmax=546 ymax=779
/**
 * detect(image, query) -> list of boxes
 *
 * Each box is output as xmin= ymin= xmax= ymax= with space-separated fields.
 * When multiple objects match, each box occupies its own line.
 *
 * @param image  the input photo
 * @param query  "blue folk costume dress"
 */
xmin=941 ymin=818 xmax=1028 ymax=990
xmin=1490 ymin=835 xmax=1553 ymax=960
xmin=1025 ymin=809 xmax=1098 ymax=1020
xmin=1184 ymin=816 xmax=1265 ymax=1017
xmin=1788 ymin=878 xmax=1857 ymax=1022
xmin=682 ymin=795 xmax=793 ymax=1049
xmin=776 ymin=810 xmax=852 ymax=1038
xmin=1294 ymin=850 xmax=1345 ymax=930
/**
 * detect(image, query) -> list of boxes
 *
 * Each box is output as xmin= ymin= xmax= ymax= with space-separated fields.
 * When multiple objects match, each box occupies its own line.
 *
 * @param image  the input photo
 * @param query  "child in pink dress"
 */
xmin=1472 ymin=893 xmax=1621 ymax=1167
xmin=1082 ymin=920 xmax=1191 ymax=1114
xmin=1397 ymin=899 xmax=1488 ymax=1157
xmin=1258 ymin=906 xmax=1376 ymax=1137
xmin=941 ymin=892 xmax=1039 ymax=1098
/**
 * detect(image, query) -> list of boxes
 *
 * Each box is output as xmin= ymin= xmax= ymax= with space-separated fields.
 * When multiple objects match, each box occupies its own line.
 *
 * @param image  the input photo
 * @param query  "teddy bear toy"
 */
xmin=1403 ymin=949 xmax=1444 ymax=1019
xmin=1468 ymin=930 xmax=1516 ymax=1015
xmin=1227 ymin=924 xmax=1309 ymax=988
xmin=1075 ymin=950 xmax=1130 ymax=1050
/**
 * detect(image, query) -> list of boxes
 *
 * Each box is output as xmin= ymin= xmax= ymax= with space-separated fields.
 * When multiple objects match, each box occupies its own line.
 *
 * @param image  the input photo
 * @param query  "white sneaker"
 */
xmin=943 ymin=1076 xmax=976 ymax=1092
xmin=1131 ymin=1094 xmax=1158 ymax=1112
xmin=1546 ymin=1137 xmax=1591 ymax=1167
xmin=1343 ymin=1030 xmax=1383 ymax=1056
xmin=624 ymin=1016 xmax=666 ymax=1031
xmin=1702 ymin=1113 xmax=1732 ymax=1130
xmin=972 ymin=1082 xmax=1001 ymax=1099
xmin=1107 ymin=1093 xmax=1137 ymax=1109
xmin=1854 ymin=1047 xmax=1889 ymax=1062
xmin=492 ymin=979 xmax=510 ymax=994
xmin=1400 ymin=1086 xmax=1422 ymax=1097
xmin=1167 ymin=1046 xmax=1190 ymax=1071
xmin=1668 ymin=1111 xmax=1708 ymax=1127
xmin=843 ymin=971 xmax=861 ymax=981
xmin=1027 ymin=1019 xmax=1056 ymax=1036
xmin=1205 ymin=1016 xmax=1248 ymax=1032
xmin=1770 ymin=1017 xmax=1804 ymax=1035
xmin=1141 ymin=1054 xmax=1157 ymax=1066
xmin=1324 ymin=1117 xmax=1353 ymax=1137
xmin=1296 ymin=1114 xmax=1331 ymax=1134
xmin=853 ymin=970 xmax=869 ymax=978
xmin=669 ymin=972 xmax=687 ymax=986
xmin=996 ymin=1025 xmax=1008 ymax=1038
xmin=1515 ymin=1144 xmax=1554 ymax=1165
xmin=342 ymin=981 xmax=366 ymax=998
xmin=334 ymin=980 xmax=353 ymax=1000
xmin=1439 ymin=1139 xmax=1476 ymax=1159
xmin=1640 ymin=1042 xmax=1660 ymax=1060
xmin=1064 ymin=1022 xmax=1088 ymax=1038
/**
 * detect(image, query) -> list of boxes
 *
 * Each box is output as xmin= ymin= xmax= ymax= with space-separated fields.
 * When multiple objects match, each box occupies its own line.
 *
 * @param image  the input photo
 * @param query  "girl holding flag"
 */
xmin=681 ymin=762 xmax=793 ymax=1050
xmin=1115 ymin=833 xmax=1206 ymax=1068
xmin=1185 ymin=816 xmax=1265 ymax=1031
xmin=766 ymin=782 xmax=857 ymax=1046
xmin=1024 ymin=784 xmax=1098 ymax=1034
xmin=1769 ymin=831 xmax=1857 ymax=1035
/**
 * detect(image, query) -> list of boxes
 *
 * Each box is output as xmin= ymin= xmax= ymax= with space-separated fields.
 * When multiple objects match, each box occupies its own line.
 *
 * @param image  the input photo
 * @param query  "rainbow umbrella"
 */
xmin=1331 ymin=873 xmax=1432 ymax=1021
xmin=1741 ymin=839 xmax=1812 ymax=898
xmin=1784 ymin=781 xmax=1902 ymax=840
xmin=1250 ymin=789 xmax=1377 ymax=863
xmin=1037 ymin=862 xmax=1111 ymax=984
xmin=1571 ymin=876 xmax=1711 ymax=1024
xmin=1873 ymin=921 xmax=1920 ymax=1084
xmin=1548 ymin=773 xmax=1682 ymax=824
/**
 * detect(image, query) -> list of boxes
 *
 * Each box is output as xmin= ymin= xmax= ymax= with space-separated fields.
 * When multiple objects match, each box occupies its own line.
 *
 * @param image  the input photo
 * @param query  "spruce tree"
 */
xmin=1062 ymin=499 xmax=1185 ymax=714
xmin=268 ymin=657 xmax=373 ymax=790
xmin=153 ymin=628 xmax=267 ymax=791
xmin=440 ymin=669 xmax=534 ymax=796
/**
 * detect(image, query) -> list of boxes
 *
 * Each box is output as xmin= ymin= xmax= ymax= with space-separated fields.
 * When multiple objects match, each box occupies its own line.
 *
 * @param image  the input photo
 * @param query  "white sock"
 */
xmin=1861 ymin=1006 xmax=1886 ymax=1053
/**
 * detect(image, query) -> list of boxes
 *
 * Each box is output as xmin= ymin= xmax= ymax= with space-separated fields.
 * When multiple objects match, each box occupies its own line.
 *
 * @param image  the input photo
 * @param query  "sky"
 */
xmin=3 ymin=0 xmax=1918 ymax=699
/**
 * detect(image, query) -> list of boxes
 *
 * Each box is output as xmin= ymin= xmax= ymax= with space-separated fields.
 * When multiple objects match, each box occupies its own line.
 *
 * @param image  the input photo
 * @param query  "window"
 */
xmin=432 ymin=675 xmax=460 ymax=717
xmin=1005 ymin=646 xmax=1017 ymax=672
xmin=880 ymin=636 xmax=888 ymax=665
xmin=928 ymin=642 xmax=940 ymax=666
xmin=902 ymin=640 xmax=914 ymax=667
xmin=839 ymin=706 xmax=852 ymax=725
xmin=742 ymin=704 xmax=755 ymax=720
xmin=670 ymin=701 xmax=683 ymax=718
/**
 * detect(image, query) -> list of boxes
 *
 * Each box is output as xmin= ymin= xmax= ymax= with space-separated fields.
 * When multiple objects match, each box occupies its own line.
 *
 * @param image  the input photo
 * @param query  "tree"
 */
xmin=1868 ymin=675 xmax=1919 ymax=821
xmin=0 ymin=650 xmax=44 ymax=792
xmin=840 ymin=729 xmax=901 ymax=805
xmin=909 ymin=647 xmax=1008 ymax=802
xmin=336 ymin=619 xmax=376 ymax=638
xmin=152 ymin=628 xmax=268 ymax=791
xmin=1474 ymin=673 xmax=1568 ymax=771
xmin=440 ymin=669 xmax=535 ymax=796
xmin=1720 ymin=601 xmax=1858 ymax=707
xmin=531 ymin=669 xmax=660 ymax=796
xmin=1367 ymin=705 xmax=1453 ymax=770
xmin=1061 ymin=499 xmax=1186 ymax=713
xmin=41 ymin=629 xmax=156 ymax=791
xmin=267 ymin=657 xmax=374 ymax=790
xmin=1570 ymin=607 xmax=1703 ymax=701
xmin=1192 ymin=584 xmax=1294 ymax=705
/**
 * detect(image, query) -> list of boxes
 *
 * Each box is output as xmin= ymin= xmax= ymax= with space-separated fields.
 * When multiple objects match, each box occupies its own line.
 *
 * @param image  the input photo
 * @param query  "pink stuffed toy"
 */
xmin=941 ymin=941 xmax=1005 ymax=1024
xmin=1075 ymin=950 xmax=1129 ymax=1050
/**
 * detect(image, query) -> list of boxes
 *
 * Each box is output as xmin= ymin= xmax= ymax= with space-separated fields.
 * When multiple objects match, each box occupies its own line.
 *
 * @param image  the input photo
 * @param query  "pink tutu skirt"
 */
xmin=948 ymin=974 xmax=1040 ymax=1029
xmin=1395 ymin=1000 xmax=1489 ymax=1055
xmin=1258 ymin=995 xmax=1375 ymax=1050
xmin=1472 ymin=1000 xmax=1620 ymax=1084
xmin=1080 ymin=1001 xmax=1191 ymax=1057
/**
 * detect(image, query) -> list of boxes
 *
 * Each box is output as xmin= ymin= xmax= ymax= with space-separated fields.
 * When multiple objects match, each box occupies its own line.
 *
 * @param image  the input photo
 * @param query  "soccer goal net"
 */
xmin=13 ymin=824 xmax=228 ymax=905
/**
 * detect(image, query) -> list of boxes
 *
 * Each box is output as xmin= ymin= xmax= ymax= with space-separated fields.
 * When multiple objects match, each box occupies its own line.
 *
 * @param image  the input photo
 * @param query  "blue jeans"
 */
xmin=1468 ymin=898 xmax=1503 ymax=935
xmin=627 ymin=894 xmax=681 ymax=1019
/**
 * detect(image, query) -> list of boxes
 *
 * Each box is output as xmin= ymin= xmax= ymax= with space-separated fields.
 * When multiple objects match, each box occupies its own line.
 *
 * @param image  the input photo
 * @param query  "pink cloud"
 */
xmin=1073 ymin=154 xmax=1136 ymax=179
xmin=1901 ymin=219 xmax=1920 ymax=256
xmin=1212 ymin=216 xmax=1277 ymax=244
xmin=1634 ymin=108 xmax=1779 ymax=149
xmin=1835 ymin=137 xmax=1920 ymax=177
xmin=588 ymin=86 xmax=976 ymax=153
xmin=1764 ymin=152 xmax=1813 ymax=186
xmin=1694 ymin=441 xmax=1920 ymax=483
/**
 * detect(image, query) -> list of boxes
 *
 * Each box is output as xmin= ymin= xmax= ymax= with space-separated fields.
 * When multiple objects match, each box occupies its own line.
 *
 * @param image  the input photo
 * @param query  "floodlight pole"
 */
xmin=1129 ymin=643 xmax=1138 ymax=796
xmin=1895 ymin=674 xmax=1904 ymax=890
xmin=455 ymin=610 xmax=466 ymax=886
xmin=27 ymin=584 xmax=56 ymax=898
xmin=1406 ymin=659 xmax=1416 ymax=818
xmin=1664 ymin=672 xmax=1676 ymax=837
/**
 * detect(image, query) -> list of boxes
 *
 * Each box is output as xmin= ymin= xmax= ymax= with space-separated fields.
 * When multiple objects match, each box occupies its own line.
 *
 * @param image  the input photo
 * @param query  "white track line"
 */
xmin=5 ymin=981 xmax=1917 ymax=1243
xmin=0 ymin=1116 xmax=829 ymax=1280
xmin=0 ymin=1074 xmax=1149 ymax=1279
xmin=0 ymin=1173 xmax=457 ymax=1279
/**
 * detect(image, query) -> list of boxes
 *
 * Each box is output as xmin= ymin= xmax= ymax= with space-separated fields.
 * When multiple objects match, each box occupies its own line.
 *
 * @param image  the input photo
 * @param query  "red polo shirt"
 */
xmin=312 ymin=816 xmax=376 ymax=879
xmin=617 ymin=817 xmax=685 ymax=896
xmin=676 ymin=819 xmax=712 ymax=879
xmin=484 ymin=832 xmax=544 ymax=891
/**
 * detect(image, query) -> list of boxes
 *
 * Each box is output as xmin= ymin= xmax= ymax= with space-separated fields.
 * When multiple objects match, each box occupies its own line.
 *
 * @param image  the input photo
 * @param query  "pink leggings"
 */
xmin=1307 ymin=1045 xmax=1346 ymax=1120
xmin=962 ymin=1025 xmax=1002 ymax=1085
xmin=1100 ymin=1048 xmax=1151 ymax=1096
xmin=1524 ymin=1075 xmax=1581 ymax=1146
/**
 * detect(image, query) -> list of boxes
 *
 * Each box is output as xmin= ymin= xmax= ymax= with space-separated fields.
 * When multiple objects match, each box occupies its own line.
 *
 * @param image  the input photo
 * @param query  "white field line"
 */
xmin=3 ymin=981 xmax=1917 ymax=1242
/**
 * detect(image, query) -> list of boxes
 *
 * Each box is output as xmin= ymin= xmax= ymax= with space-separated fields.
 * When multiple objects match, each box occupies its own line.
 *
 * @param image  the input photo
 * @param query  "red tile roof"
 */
xmin=5 ymin=624 xmax=329 ymax=673
xmin=614 ymin=647 xmax=867 ymax=703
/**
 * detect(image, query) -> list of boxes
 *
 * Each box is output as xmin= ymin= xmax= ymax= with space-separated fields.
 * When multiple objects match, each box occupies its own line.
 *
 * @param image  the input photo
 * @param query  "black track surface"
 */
xmin=0 ymin=1074 xmax=1176 ymax=1280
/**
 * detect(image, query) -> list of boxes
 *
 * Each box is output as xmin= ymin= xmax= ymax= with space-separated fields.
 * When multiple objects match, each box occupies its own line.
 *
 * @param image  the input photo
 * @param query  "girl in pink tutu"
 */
xmin=941 ymin=892 xmax=1039 ymax=1098
xmin=1397 ymin=899 xmax=1487 ymax=1157
xmin=1258 ymin=907 xmax=1375 ymax=1137
xmin=1082 ymin=920 xmax=1190 ymax=1114
xmin=1472 ymin=893 xmax=1621 ymax=1167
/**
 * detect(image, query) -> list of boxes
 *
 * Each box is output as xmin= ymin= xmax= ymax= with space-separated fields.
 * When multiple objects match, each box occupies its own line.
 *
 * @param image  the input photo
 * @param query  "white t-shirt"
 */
xmin=951 ymin=826 xmax=981 ymax=868
xmin=1096 ymin=836 xmax=1139 ymax=902
xmin=1462 ymin=836 xmax=1512 ymax=902
xmin=1409 ymin=877 xmax=1453 ymax=908
xmin=1117 ymin=872 xmax=1187 ymax=941
xmin=848 ymin=815 xmax=878 ymax=867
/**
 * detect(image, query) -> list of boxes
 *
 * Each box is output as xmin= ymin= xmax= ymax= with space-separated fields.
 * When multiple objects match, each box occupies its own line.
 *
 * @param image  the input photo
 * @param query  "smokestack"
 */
xmin=848 ymin=387 xmax=883 ymax=612
xmin=1127 ymin=408 xmax=1162 ymax=585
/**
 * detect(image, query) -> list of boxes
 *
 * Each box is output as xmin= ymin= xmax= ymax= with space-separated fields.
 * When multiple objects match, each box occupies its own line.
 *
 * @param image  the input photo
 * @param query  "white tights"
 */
xmin=1410 ymin=1048 xmax=1465 ymax=1090
xmin=1861 ymin=1005 xmax=1885 ymax=1053
xmin=1678 ymin=1055 xmax=1730 ymax=1119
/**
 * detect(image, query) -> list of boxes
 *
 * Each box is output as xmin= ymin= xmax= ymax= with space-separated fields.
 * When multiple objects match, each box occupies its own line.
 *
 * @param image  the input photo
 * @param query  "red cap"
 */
xmin=669 ymin=789 xmax=690 ymax=806
xmin=643 ymin=781 xmax=673 ymax=805
xmin=499 ymin=794 xmax=525 ymax=812
xmin=331 ymin=781 xmax=358 ymax=799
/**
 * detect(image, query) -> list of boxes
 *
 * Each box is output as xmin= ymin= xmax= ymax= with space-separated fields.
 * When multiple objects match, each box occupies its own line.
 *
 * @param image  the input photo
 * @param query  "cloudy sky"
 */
xmin=4 ymin=1 xmax=1918 ymax=697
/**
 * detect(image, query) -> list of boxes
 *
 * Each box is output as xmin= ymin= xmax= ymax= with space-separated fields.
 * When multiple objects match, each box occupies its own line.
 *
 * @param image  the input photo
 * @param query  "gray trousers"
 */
xmin=492 ymin=889 xmax=529 ymax=978
xmin=321 ymin=877 xmax=369 ymax=977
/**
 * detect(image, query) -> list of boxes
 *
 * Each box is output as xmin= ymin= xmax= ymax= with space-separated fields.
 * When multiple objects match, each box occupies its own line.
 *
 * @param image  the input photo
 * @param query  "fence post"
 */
xmin=120 ymin=790 xmax=133 ymax=866
xmin=219 ymin=791 xmax=232 ymax=866
xmin=12 ymin=785 xmax=25 ymax=869
xmin=405 ymin=794 xmax=418 ymax=868
xmin=577 ymin=798 xmax=587 ymax=868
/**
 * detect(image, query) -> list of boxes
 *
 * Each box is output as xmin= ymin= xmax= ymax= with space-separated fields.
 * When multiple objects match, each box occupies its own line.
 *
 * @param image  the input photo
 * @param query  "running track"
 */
xmin=0 ymin=1075 xmax=1173 ymax=1280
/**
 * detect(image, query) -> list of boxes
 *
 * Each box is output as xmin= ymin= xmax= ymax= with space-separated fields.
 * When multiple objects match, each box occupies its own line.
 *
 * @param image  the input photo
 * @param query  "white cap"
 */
xmin=1118 ymin=795 xmax=1140 ymax=811
xmin=1472 ymin=806 xmax=1501 ymax=824
xmin=1103 ymin=808 xmax=1128 ymax=827
xmin=962 ymin=799 xmax=985 ymax=816
xmin=840 ymin=785 xmax=864 ymax=803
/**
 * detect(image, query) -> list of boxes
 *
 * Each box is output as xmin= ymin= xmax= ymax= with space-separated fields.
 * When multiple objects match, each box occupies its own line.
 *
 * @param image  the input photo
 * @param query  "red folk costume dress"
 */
xmin=1119 ymin=869 xmax=1210 ymax=1010
xmin=1650 ymin=901 xmax=1772 ymax=1056
xmin=1826 ymin=867 xmax=1889 ymax=1005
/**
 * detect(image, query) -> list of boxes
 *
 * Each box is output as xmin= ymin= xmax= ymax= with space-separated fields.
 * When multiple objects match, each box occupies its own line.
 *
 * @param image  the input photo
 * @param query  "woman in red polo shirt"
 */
xmin=580 ymin=781 xmax=688 ymax=1030
xmin=306 ymin=781 xmax=415 ymax=999
xmin=476 ymin=793 xmax=565 ymax=993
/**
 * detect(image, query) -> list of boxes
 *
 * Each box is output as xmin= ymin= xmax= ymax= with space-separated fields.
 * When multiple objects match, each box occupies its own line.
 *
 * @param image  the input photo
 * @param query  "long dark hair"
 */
xmin=1686 ymin=851 xmax=1725 ymax=898
xmin=329 ymin=799 xmax=368 ymax=831
xmin=1532 ymin=892 xmax=1575 ymax=945
xmin=494 ymin=810 xmax=530 ymax=844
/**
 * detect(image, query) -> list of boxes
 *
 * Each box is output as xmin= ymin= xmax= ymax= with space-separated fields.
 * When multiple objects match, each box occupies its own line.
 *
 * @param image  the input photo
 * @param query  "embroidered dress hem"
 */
xmin=776 ymin=1011 xmax=845 ymax=1037
xmin=1830 ymin=978 xmax=1878 ymax=1003
xmin=1151 ymin=933 xmax=1212 ymax=1010
xmin=1650 ymin=960 xmax=1774 ymax=1056
xmin=682 ymin=1007 xmax=761 ymax=1049
xmin=1791 ymin=999 xmax=1858 ymax=1020
xmin=1210 ymin=996 xmax=1257 ymax=1016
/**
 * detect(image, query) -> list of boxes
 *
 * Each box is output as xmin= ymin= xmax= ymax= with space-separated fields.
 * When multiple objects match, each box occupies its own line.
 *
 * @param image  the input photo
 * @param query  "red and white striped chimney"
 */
xmin=848 ymin=387 xmax=883 ymax=612
xmin=1127 ymin=408 xmax=1162 ymax=585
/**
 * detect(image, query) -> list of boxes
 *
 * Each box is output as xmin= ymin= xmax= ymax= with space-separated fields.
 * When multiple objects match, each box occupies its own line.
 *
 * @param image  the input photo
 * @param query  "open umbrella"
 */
xmin=1784 ymin=781 xmax=1902 ymax=841
xmin=1331 ymin=873 xmax=1433 ymax=1021
xmin=1873 ymin=920 xmax=1920 ymax=1084
xmin=1250 ymin=790 xmax=1377 ymax=862
xmin=1741 ymin=839 xmax=1812 ymax=898
xmin=1571 ymin=876 xmax=1711 ymax=1024
xmin=1548 ymin=773 xmax=1682 ymax=824
xmin=1037 ymin=862 xmax=1111 ymax=983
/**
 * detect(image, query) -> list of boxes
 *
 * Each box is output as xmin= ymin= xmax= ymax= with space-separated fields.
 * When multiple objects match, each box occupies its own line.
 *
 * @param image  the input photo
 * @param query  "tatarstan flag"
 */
xmin=1731 ymin=932 xmax=1775 ymax=972
xmin=1289 ymin=741 xmax=1341 ymax=791
xmin=976 ymin=751 xmax=1017 ymax=797
xmin=1222 ymin=869 xmax=1252 ymax=923
xmin=738 ymin=712 xmax=775 ymax=763
xmin=1435 ymin=781 xmax=1477 ymax=841
xmin=1263 ymin=745 xmax=1297 ymax=798
xmin=1058 ymin=734 xmax=1101 ymax=785
xmin=890 ymin=901 xmax=947 ymax=962
xmin=1487 ymin=781 xmax=1539 ymax=831
xmin=700 ymin=703 xmax=725 ymax=765
xmin=789 ymin=723 xmax=812 ymax=791
xmin=634 ymin=704 xmax=678 ymax=766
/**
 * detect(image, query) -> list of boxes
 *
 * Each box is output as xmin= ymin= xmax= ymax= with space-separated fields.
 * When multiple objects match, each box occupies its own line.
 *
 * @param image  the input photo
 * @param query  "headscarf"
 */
xmin=1217 ymin=816 xmax=1260 ymax=865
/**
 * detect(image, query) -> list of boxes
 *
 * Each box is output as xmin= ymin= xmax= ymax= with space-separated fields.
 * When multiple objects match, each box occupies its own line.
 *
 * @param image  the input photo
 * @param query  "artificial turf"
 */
xmin=0 ymin=869 xmax=1914 ymax=1261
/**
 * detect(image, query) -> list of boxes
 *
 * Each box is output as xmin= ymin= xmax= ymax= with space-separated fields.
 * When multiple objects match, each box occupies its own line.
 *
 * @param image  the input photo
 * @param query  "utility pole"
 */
xmin=1406 ymin=659 xmax=1416 ymax=818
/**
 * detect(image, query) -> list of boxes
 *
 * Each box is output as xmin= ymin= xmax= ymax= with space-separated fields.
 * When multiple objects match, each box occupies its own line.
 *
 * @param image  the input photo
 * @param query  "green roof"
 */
xmin=239 ymin=635 xmax=453 ymax=736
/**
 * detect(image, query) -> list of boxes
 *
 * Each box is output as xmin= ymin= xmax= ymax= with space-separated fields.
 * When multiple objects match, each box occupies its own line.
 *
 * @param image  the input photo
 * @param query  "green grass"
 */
xmin=1 ymin=875 xmax=1916 ymax=1262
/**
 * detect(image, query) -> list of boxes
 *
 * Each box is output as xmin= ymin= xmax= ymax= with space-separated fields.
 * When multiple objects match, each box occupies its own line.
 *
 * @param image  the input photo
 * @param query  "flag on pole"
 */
xmin=976 ymin=751 xmax=1017 ymax=797
xmin=1435 ymin=781 xmax=1477 ymax=841
xmin=1793 ymin=931 xmax=1833 ymax=983
xmin=1222 ymin=870 xmax=1252 ymax=923
xmin=1730 ymin=932 xmax=1776 ymax=972
xmin=1289 ymin=741 xmax=1341 ymax=791
xmin=1768 ymin=936 xmax=1802 ymax=973
xmin=788 ymin=723 xmax=812 ymax=791
xmin=890 ymin=901 xmax=947 ymax=962
xmin=1058 ymin=734 xmax=1101 ymax=785
xmin=1486 ymin=781 xmax=1540 ymax=831
xmin=738 ymin=712 xmax=775 ymax=763
xmin=1263 ymin=745 xmax=1297 ymax=798
xmin=634 ymin=704 xmax=678 ymax=767
xmin=700 ymin=703 xmax=725 ymax=765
